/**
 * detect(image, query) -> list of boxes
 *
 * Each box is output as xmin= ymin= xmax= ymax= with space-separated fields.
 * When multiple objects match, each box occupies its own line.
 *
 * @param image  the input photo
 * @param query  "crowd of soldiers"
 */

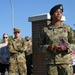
xmin=0 ymin=28 xmax=33 ymax=75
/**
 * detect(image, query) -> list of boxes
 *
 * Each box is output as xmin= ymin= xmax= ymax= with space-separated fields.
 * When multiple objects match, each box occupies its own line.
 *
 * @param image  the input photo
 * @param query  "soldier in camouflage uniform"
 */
xmin=8 ymin=28 xmax=27 ymax=75
xmin=25 ymin=36 xmax=33 ymax=75
xmin=38 ymin=4 xmax=75 ymax=75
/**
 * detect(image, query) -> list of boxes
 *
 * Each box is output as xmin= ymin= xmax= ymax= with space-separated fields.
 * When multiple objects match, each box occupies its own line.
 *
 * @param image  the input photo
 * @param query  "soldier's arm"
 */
xmin=17 ymin=39 xmax=27 ymax=52
xmin=68 ymin=27 xmax=75 ymax=43
xmin=38 ymin=28 xmax=52 ymax=53
xmin=67 ymin=26 xmax=75 ymax=52
xmin=8 ymin=40 xmax=17 ymax=53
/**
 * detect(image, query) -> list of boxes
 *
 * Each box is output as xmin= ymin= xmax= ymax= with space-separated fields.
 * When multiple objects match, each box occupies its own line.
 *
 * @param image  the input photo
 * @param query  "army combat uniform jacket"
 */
xmin=25 ymin=41 xmax=32 ymax=56
xmin=38 ymin=22 xmax=75 ymax=64
xmin=8 ymin=38 xmax=27 ymax=75
xmin=8 ymin=38 xmax=27 ymax=63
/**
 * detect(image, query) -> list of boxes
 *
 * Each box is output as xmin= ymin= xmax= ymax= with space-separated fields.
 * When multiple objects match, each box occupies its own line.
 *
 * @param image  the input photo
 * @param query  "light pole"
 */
xmin=9 ymin=0 xmax=14 ymax=38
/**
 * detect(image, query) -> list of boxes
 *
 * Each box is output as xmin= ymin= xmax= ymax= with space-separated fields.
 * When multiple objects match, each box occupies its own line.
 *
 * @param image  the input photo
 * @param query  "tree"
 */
xmin=8 ymin=36 xmax=13 ymax=41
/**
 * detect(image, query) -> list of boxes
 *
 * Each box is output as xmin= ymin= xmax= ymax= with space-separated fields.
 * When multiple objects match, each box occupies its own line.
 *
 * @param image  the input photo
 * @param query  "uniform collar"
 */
xmin=13 ymin=37 xmax=21 ymax=41
xmin=49 ymin=22 xmax=64 ymax=28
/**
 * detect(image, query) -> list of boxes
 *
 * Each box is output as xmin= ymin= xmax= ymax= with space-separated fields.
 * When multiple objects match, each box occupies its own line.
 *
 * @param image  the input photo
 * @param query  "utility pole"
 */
xmin=9 ymin=0 xmax=14 ymax=38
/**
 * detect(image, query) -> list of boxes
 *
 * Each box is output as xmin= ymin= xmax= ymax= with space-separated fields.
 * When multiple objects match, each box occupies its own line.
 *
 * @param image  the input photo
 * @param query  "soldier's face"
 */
xmin=52 ymin=9 xmax=62 ymax=21
xmin=14 ymin=32 xmax=20 ymax=38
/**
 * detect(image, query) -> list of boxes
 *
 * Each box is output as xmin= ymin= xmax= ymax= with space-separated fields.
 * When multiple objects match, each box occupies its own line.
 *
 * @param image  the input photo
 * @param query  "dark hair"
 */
xmin=3 ymin=33 xmax=8 ymax=38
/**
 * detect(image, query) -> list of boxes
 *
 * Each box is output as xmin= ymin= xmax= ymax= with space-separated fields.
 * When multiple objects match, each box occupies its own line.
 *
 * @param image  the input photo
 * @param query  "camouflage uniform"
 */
xmin=25 ymin=40 xmax=32 ymax=56
xmin=8 ymin=38 xmax=27 ymax=75
xmin=25 ymin=36 xmax=32 ymax=56
xmin=38 ymin=22 xmax=75 ymax=75
xmin=25 ymin=36 xmax=33 ymax=75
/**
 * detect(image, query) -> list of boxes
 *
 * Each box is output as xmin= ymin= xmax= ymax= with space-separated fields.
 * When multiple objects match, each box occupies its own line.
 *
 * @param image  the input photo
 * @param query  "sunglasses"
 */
xmin=3 ymin=37 xmax=8 ymax=39
xmin=14 ymin=32 xmax=20 ymax=34
xmin=26 ymin=40 xmax=29 ymax=41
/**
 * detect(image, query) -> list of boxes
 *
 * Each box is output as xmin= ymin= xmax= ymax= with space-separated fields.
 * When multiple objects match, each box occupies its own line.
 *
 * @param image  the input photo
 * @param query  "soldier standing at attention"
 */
xmin=8 ymin=28 xmax=27 ymax=75
xmin=38 ymin=4 xmax=75 ymax=75
xmin=25 ymin=36 xmax=33 ymax=75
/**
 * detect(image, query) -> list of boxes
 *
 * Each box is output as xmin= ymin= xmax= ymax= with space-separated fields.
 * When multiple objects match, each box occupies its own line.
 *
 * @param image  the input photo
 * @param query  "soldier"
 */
xmin=25 ymin=36 xmax=33 ymax=75
xmin=8 ymin=28 xmax=27 ymax=75
xmin=38 ymin=4 xmax=75 ymax=75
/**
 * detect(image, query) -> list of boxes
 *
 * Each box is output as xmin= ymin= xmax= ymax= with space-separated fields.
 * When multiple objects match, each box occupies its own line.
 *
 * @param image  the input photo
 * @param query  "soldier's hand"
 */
xmin=47 ymin=45 xmax=57 ymax=51
xmin=56 ymin=46 xmax=62 ymax=51
xmin=56 ymin=46 xmax=67 ymax=51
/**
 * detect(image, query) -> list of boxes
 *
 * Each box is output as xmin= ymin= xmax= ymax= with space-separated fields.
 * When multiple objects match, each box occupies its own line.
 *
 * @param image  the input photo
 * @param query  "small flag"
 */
xmin=60 ymin=39 xmax=67 ymax=51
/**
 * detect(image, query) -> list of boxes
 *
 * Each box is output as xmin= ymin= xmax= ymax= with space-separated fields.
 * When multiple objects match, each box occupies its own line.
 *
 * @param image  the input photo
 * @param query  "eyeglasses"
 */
xmin=3 ymin=37 xmax=8 ymax=39
xmin=14 ymin=32 xmax=20 ymax=34
xmin=26 ymin=40 xmax=29 ymax=41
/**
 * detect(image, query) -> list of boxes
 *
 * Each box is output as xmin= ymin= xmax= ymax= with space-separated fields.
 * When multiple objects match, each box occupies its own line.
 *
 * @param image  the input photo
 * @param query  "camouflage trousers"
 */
xmin=46 ymin=64 xmax=73 ymax=75
xmin=8 ymin=62 xmax=27 ymax=75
